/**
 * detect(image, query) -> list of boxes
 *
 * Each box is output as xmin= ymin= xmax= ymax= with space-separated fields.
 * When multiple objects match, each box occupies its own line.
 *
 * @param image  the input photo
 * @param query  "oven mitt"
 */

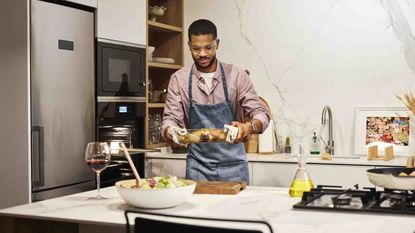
xmin=167 ymin=126 xmax=188 ymax=147
xmin=224 ymin=124 xmax=239 ymax=143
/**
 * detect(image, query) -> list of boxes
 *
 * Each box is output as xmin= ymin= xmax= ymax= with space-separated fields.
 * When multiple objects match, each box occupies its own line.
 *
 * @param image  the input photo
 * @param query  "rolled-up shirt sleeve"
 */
xmin=237 ymin=72 xmax=270 ymax=133
xmin=161 ymin=74 xmax=185 ymax=137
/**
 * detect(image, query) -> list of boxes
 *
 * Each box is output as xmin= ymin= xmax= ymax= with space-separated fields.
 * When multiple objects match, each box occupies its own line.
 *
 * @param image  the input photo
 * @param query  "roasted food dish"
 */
xmin=178 ymin=128 xmax=227 ymax=143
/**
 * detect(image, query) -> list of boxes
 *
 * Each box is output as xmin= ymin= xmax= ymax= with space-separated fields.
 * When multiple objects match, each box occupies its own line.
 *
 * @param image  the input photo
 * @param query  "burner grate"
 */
xmin=293 ymin=184 xmax=415 ymax=215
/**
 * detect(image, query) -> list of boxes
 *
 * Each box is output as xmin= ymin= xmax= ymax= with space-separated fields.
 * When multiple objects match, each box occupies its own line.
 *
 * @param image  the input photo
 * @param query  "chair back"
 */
xmin=125 ymin=210 xmax=273 ymax=233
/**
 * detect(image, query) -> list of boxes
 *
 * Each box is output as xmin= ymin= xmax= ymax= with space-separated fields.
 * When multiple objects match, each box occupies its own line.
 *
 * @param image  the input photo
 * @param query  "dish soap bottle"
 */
xmin=289 ymin=144 xmax=314 ymax=197
xmin=310 ymin=131 xmax=320 ymax=155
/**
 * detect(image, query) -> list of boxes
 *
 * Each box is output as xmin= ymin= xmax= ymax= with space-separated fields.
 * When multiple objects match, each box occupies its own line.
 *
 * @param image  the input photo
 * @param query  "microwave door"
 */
xmin=97 ymin=42 xmax=145 ymax=97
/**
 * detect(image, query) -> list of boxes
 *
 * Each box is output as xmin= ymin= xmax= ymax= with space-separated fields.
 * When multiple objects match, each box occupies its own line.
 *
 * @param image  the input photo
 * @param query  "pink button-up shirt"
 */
xmin=161 ymin=61 xmax=270 ymax=136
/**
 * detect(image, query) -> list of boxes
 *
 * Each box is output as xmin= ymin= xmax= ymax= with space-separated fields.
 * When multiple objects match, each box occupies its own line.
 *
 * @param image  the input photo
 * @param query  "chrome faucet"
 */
xmin=321 ymin=105 xmax=334 ymax=155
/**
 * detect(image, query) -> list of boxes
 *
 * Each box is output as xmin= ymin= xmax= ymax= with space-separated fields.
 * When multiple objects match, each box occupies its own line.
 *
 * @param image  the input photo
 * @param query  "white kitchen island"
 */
xmin=1 ymin=186 xmax=414 ymax=233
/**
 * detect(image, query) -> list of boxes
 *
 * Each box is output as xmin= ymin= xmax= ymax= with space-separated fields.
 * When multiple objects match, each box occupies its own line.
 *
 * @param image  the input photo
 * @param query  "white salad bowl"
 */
xmin=115 ymin=178 xmax=196 ymax=209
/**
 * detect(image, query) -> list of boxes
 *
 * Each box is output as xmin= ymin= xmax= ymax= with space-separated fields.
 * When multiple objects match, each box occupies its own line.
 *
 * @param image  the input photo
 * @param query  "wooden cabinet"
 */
xmin=145 ymin=0 xmax=184 ymax=148
xmin=252 ymin=162 xmax=297 ymax=187
xmin=96 ymin=0 xmax=146 ymax=45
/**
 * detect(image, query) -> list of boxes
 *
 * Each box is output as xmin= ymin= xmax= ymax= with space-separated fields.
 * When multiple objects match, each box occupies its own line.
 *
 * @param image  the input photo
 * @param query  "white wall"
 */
xmin=184 ymin=0 xmax=415 ymax=156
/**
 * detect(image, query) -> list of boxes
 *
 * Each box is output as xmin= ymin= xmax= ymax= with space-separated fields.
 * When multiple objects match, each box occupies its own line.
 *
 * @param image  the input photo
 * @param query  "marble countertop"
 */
xmin=146 ymin=152 xmax=410 ymax=167
xmin=1 ymin=186 xmax=414 ymax=233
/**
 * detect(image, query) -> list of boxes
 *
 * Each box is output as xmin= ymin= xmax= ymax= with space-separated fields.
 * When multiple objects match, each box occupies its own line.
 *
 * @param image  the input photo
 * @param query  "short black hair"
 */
xmin=188 ymin=19 xmax=217 ymax=41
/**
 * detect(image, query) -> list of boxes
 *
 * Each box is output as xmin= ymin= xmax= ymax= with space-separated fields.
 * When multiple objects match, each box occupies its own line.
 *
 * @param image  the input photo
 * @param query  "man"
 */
xmin=161 ymin=19 xmax=270 ymax=184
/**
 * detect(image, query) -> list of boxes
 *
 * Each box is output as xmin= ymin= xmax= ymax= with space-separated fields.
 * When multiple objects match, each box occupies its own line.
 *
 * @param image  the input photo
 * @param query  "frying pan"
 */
xmin=367 ymin=167 xmax=415 ymax=190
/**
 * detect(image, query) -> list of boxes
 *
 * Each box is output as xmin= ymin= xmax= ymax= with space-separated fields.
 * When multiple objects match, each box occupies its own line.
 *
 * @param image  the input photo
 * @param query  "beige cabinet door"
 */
xmin=97 ymin=0 xmax=146 ymax=45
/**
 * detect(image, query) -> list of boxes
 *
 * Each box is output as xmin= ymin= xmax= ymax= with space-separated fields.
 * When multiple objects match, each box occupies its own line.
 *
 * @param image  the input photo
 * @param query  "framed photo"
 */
xmin=354 ymin=106 xmax=414 ymax=155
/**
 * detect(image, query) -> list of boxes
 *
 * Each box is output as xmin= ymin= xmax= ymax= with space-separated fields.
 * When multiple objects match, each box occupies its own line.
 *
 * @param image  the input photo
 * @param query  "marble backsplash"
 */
xmin=184 ymin=0 xmax=415 ymax=155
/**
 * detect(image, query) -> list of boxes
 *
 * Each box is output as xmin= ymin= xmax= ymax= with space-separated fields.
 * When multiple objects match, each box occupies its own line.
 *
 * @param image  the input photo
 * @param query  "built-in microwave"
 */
xmin=97 ymin=39 xmax=146 ymax=97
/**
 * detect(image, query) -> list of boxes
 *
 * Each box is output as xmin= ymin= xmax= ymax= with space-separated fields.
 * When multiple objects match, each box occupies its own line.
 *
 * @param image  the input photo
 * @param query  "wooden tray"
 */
xmin=193 ymin=181 xmax=247 ymax=195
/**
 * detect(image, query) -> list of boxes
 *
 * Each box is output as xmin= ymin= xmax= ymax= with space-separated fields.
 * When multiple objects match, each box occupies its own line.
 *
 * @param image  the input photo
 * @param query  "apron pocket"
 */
xmin=217 ymin=161 xmax=249 ymax=183
xmin=186 ymin=156 xmax=218 ymax=181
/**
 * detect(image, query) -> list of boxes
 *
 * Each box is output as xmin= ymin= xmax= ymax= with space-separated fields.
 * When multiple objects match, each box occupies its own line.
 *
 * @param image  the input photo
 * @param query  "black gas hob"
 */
xmin=293 ymin=185 xmax=415 ymax=215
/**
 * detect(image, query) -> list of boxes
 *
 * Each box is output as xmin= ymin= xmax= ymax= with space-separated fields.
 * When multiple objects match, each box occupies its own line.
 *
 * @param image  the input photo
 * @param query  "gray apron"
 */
xmin=185 ymin=63 xmax=249 ymax=184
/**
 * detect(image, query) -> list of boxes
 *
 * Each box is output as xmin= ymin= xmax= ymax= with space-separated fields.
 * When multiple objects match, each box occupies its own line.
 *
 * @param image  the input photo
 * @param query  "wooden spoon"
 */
xmin=120 ymin=143 xmax=143 ymax=186
xmin=126 ymin=148 xmax=154 ymax=153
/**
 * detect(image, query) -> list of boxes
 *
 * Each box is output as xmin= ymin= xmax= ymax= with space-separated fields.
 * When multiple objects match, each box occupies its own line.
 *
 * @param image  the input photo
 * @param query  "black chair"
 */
xmin=125 ymin=210 xmax=273 ymax=233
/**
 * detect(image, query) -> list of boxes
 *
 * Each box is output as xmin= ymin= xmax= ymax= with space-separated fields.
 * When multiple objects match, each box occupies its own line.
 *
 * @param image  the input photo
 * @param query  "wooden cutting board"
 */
xmin=193 ymin=181 xmax=247 ymax=195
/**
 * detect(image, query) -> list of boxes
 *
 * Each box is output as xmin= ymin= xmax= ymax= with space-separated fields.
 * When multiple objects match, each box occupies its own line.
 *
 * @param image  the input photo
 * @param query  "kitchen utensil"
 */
xmin=150 ymin=90 xmax=162 ymax=103
xmin=115 ymin=178 xmax=196 ymax=208
xmin=120 ymin=143 xmax=142 ymax=186
xmin=367 ymin=167 xmax=415 ymax=190
xmin=257 ymin=96 xmax=276 ymax=154
xmin=148 ymin=113 xmax=162 ymax=144
xmin=194 ymin=181 xmax=246 ymax=195
xmin=289 ymin=144 xmax=314 ymax=197
xmin=126 ymin=148 xmax=155 ymax=153
xmin=147 ymin=46 xmax=155 ymax=61
xmin=153 ymin=57 xmax=175 ymax=64
xmin=159 ymin=89 xmax=168 ymax=103
xmin=258 ymin=119 xmax=275 ymax=154
xmin=148 ymin=6 xmax=166 ymax=22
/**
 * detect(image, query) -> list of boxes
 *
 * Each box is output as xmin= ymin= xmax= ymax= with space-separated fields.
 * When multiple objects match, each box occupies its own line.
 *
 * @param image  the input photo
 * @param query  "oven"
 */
xmin=97 ymin=39 xmax=146 ymax=97
xmin=96 ymin=100 xmax=146 ymax=187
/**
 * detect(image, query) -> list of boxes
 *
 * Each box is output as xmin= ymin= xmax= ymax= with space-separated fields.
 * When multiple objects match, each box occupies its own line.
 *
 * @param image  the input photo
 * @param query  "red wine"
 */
xmin=87 ymin=156 xmax=110 ymax=172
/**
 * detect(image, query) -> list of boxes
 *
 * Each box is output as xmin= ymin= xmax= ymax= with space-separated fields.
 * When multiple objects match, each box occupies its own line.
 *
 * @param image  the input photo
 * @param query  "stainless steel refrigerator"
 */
xmin=31 ymin=0 xmax=95 ymax=201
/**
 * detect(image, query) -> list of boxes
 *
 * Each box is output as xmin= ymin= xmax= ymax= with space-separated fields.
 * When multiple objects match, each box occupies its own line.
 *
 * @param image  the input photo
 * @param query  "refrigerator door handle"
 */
xmin=31 ymin=126 xmax=45 ymax=187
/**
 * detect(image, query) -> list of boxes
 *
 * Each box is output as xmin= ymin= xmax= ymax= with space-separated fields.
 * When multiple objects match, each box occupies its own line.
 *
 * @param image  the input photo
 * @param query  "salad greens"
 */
xmin=139 ymin=176 xmax=189 ymax=189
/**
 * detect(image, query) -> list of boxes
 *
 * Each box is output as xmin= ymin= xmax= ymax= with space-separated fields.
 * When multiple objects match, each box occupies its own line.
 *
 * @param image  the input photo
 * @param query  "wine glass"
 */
xmin=85 ymin=142 xmax=111 ymax=200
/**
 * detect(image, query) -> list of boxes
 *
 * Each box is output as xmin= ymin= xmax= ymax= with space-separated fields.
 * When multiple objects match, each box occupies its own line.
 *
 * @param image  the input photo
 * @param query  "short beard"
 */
xmin=193 ymin=55 xmax=216 ymax=71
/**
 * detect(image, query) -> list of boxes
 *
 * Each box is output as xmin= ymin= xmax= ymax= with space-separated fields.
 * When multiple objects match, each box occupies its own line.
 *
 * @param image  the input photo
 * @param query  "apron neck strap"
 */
xmin=188 ymin=62 xmax=230 ymax=105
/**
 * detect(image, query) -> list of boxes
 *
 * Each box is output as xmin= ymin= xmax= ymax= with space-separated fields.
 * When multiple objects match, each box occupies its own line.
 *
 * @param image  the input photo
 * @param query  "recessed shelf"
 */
xmin=148 ymin=61 xmax=182 ymax=69
xmin=148 ymin=21 xmax=182 ymax=33
xmin=148 ymin=103 xmax=165 ymax=108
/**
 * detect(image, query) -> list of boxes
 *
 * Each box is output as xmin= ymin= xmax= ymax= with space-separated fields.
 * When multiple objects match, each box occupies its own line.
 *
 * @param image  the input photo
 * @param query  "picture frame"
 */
xmin=354 ymin=106 xmax=414 ymax=155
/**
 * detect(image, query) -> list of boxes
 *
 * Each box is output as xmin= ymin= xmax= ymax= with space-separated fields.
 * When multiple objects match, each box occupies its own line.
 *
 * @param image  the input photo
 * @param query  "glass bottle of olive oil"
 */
xmin=289 ymin=144 xmax=314 ymax=197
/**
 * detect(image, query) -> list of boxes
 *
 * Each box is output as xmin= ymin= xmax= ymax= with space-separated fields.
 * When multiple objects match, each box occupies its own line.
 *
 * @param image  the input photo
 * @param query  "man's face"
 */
xmin=188 ymin=34 xmax=219 ymax=70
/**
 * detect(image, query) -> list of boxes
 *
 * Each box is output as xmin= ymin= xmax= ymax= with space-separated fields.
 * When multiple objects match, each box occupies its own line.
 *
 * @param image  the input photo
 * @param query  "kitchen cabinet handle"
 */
xmin=31 ymin=126 xmax=45 ymax=187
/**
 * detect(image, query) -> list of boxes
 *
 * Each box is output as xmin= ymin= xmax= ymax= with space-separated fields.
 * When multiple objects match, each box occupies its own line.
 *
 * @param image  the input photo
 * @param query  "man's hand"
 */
xmin=165 ymin=126 xmax=188 ymax=147
xmin=230 ymin=121 xmax=252 ymax=144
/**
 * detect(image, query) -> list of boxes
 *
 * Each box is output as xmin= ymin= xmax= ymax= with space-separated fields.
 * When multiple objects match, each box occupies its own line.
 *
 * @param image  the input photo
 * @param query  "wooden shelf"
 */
xmin=148 ymin=20 xmax=182 ymax=33
xmin=148 ymin=61 xmax=182 ymax=69
xmin=145 ymin=0 xmax=183 ymax=149
xmin=148 ymin=103 xmax=165 ymax=108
